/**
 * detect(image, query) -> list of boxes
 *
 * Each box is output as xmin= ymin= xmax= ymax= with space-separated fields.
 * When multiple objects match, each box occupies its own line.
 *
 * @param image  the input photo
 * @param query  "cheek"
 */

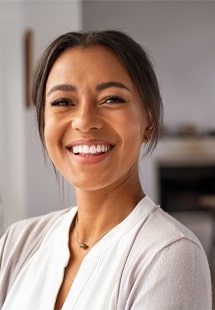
xmin=44 ymin=118 xmax=61 ymax=157
xmin=121 ymin=109 xmax=147 ymax=143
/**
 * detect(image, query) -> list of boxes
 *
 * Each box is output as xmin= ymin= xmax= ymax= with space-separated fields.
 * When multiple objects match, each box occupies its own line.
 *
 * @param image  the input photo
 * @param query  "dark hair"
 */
xmin=32 ymin=30 xmax=163 ymax=154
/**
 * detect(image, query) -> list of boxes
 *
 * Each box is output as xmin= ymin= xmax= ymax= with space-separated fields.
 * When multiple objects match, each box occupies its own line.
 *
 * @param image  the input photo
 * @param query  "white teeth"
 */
xmin=97 ymin=145 xmax=102 ymax=152
xmin=78 ymin=145 xmax=83 ymax=153
xmin=83 ymin=145 xmax=90 ymax=154
xmin=89 ymin=145 xmax=97 ymax=154
xmin=72 ymin=144 xmax=111 ymax=155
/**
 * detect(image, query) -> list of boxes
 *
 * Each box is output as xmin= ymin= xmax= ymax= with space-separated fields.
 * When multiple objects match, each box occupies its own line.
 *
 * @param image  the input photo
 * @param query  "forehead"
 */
xmin=53 ymin=45 xmax=123 ymax=68
xmin=46 ymin=45 xmax=132 ymax=87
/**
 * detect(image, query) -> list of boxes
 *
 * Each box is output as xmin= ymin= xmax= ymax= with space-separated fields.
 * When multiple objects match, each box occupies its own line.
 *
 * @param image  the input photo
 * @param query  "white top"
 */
xmin=1 ymin=196 xmax=212 ymax=309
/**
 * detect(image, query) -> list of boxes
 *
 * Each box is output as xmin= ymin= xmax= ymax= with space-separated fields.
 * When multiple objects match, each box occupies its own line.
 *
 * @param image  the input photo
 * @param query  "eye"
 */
xmin=103 ymin=96 xmax=126 ymax=104
xmin=50 ymin=98 xmax=73 ymax=107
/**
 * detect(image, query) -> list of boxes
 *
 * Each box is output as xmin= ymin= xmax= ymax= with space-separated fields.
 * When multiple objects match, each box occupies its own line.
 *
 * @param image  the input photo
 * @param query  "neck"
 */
xmin=73 ymin=175 xmax=144 ymax=245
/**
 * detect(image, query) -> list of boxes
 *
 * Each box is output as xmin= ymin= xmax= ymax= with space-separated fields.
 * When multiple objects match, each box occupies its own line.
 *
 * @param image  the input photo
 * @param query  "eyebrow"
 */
xmin=47 ymin=84 xmax=76 ymax=96
xmin=47 ymin=81 xmax=131 ymax=96
xmin=96 ymin=81 xmax=131 ymax=92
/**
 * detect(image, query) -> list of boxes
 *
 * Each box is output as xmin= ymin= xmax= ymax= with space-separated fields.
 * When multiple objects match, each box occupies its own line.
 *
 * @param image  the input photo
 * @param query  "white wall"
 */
xmin=21 ymin=0 xmax=82 ymax=218
xmin=0 ymin=1 xmax=82 ymax=230
xmin=0 ymin=2 xmax=26 ymax=230
xmin=82 ymin=1 xmax=215 ymax=133
xmin=1 ymin=1 xmax=214 ymax=228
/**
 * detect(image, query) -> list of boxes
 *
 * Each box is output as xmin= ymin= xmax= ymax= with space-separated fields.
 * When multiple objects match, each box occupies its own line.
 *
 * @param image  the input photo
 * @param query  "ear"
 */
xmin=143 ymin=122 xmax=154 ymax=143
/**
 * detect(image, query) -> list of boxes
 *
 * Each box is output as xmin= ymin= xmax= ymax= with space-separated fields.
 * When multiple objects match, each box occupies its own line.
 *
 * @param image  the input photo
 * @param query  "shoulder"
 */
xmin=121 ymin=196 xmax=209 ymax=282
xmin=0 ymin=208 xmax=74 ymax=305
xmin=1 ymin=208 xmax=73 ymax=258
xmin=121 ymin=237 xmax=212 ymax=309
xmin=126 ymin=197 xmax=210 ymax=284
xmin=118 ymin=199 xmax=212 ymax=308
xmin=137 ymin=198 xmax=203 ymax=253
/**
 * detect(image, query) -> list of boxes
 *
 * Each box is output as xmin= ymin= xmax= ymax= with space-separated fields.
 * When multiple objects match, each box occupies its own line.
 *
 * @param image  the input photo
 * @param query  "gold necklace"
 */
xmin=75 ymin=215 xmax=112 ymax=250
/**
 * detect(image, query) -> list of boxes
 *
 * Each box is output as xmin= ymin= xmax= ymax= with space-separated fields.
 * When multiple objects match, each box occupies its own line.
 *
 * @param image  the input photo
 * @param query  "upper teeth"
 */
xmin=72 ymin=144 xmax=111 ymax=155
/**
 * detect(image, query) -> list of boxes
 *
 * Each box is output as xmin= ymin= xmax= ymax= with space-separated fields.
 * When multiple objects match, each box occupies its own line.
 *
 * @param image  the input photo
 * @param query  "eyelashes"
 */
xmin=50 ymin=98 xmax=73 ymax=107
xmin=50 ymin=96 xmax=126 ymax=107
xmin=102 ymin=96 xmax=126 ymax=104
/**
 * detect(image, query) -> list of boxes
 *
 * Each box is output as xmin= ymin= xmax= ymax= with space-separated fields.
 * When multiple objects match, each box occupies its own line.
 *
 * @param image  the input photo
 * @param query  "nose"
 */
xmin=71 ymin=101 xmax=103 ymax=132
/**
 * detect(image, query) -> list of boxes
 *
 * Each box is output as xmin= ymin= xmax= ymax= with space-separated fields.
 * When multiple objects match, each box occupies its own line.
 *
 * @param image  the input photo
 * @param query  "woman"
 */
xmin=0 ymin=30 xmax=212 ymax=309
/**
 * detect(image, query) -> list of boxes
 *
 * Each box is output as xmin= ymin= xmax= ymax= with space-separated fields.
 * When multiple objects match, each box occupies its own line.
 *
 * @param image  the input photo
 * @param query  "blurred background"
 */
xmin=0 ymin=0 xmax=215 ymax=282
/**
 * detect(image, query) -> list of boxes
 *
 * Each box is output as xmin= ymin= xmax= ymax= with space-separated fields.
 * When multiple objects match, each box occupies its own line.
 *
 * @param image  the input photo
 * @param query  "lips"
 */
xmin=66 ymin=143 xmax=113 ymax=156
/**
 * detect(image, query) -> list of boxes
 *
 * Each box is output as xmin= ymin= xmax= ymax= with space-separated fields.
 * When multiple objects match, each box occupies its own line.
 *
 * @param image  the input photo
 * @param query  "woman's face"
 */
xmin=44 ymin=45 xmax=149 ymax=191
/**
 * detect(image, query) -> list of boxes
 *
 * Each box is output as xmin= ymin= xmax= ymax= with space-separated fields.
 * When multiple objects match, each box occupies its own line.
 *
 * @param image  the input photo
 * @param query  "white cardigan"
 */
xmin=0 ymin=196 xmax=212 ymax=309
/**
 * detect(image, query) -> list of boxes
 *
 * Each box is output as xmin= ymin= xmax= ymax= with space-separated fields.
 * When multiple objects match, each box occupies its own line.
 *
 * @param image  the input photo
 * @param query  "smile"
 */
xmin=67 ymin=144 xmax=113 ymax=156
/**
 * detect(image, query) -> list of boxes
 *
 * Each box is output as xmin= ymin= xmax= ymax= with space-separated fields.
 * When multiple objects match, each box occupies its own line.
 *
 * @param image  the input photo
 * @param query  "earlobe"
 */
xmin=143 ymin=123 xmax=154 ymax=143
xmin=143 ymin=134 xmax=150 ymax=143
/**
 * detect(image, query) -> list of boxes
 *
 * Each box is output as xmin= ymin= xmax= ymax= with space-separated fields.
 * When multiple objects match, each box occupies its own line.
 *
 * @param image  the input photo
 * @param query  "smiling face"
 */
xmin=44 ymin=45 xmax=149 ymax=191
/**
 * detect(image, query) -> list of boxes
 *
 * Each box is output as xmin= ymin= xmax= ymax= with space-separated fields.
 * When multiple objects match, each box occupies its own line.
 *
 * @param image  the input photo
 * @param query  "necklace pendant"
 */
xmin=79 ymin=243 xmax=89 ymax=250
